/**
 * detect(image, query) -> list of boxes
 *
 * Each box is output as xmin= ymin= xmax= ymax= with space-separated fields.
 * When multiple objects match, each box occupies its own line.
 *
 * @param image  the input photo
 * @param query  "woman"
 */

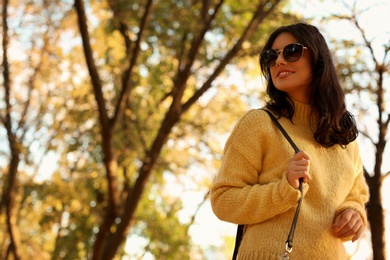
xmin=210 ymin=23 xmax=369 ymax=259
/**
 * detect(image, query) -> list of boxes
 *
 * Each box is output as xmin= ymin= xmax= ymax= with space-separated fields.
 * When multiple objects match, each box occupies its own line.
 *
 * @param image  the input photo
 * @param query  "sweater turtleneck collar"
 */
xmin=291 ymin=99 xmax=312 ymax=125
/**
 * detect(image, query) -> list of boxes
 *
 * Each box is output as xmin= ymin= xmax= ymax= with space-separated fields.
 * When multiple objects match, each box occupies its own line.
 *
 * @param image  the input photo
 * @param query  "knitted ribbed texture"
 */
xmin=210 ymin=100 xmax=369 ymax=259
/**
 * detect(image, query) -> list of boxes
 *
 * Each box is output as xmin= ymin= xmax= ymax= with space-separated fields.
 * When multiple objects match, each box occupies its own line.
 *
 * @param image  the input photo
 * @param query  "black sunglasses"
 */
xmin=260 ymin=43 xmax=307 ymax=68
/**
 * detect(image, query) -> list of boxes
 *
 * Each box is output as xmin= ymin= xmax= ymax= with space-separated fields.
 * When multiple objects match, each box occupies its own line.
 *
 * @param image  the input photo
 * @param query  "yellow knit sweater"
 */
xmin=210 ymin=101 xmax=369 ymax=259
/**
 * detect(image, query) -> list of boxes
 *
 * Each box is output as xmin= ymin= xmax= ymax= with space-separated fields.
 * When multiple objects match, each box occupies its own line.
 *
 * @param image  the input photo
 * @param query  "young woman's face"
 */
xmin=269 ymin=32 xmax=312 ymax=103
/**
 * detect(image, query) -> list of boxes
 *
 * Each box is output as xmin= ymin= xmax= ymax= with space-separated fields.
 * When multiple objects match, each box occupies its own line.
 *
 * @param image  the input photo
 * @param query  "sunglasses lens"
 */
xmin=261 ymin=43 xmax=305 ymax=68
xmin=261 ymin=49 xmax=278 ymax=68
xmin=284 ymin=44 xmax=303 ymax=62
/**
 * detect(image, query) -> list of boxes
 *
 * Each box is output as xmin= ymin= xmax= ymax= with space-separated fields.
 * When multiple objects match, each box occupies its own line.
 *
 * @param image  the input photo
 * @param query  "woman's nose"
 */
xmin=275 ymin=51 xmax=286 ymax=66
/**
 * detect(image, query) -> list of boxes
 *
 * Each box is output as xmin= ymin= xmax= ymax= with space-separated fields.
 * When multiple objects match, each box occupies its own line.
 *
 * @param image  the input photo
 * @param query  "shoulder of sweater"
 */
xmin=347 ymin=139 xmax=362 ymax=158
xmin=233 ymin=108 xmax=271 ymax=132
xmin=224 ymin=109 xmax=275 ymax=155
xmin=339 ymin=138 xmax=360 ymax=152
xmin=227 ymin=108 xmax=275 ymax=141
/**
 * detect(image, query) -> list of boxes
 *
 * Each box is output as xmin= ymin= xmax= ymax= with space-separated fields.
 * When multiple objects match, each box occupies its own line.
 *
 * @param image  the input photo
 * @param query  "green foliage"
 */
xmin=133 ymin=181 xmax=192 ymax=258
xmin=18 ymin=172 xmax=103 ymax=259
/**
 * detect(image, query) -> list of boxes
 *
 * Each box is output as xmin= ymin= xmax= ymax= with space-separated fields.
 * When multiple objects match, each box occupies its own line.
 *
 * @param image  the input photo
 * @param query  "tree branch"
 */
xmin=385 ymin=113 xmax=390 ymax=128
xmin=107 ymin=0 xmax=133 ymax=55
xmin=343 ymin=3 xmax=378 ymax=66
xmin=186 ymin=189 xmax=210 ymax=229
xmin=74 ymin=0 xmax=109 ymax=128
xmin=74 ymin=1 xmax=121 ymax=258
xmin=170 ymin=0 xmax=225 ymax=115
xmin=201 ymin=0 xmax=211 ymax=20
xmin=18 ymin=29 xmax=49 ymax=138
xmin=183 ymin=0 xmax=282 ymax=111
xmin=359 ymin=127 xmax=376 ymax=145
xmin=111 ymin=0 xmax=154 ymax=127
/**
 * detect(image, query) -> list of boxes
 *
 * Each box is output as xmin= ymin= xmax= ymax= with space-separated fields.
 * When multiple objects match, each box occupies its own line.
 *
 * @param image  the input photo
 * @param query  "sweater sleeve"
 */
xmin=335 ymin=141 xmax=369 ymax=227
xmin=210 ymin=110 xmax=303 ymax=225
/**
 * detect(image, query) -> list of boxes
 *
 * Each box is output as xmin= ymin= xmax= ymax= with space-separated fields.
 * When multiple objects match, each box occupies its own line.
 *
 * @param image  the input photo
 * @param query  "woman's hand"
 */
xmin=332 ymin=209 xmax=364 ymax=242
xmin=287 ymin=151 xmax=311 ymax=189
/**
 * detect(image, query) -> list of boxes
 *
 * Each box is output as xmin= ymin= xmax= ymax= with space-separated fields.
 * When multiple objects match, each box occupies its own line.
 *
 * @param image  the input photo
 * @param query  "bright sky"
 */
xmin=186 ymin=1 xmax=390 ymax=260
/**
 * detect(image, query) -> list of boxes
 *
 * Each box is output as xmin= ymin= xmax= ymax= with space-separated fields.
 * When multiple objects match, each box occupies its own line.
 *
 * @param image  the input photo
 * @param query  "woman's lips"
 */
xmin=277 ymin=70 xmax=294 ymax=78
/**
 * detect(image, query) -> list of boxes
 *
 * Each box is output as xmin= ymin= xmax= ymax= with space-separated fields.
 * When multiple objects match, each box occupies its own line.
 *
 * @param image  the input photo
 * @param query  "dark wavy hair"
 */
xmin=259 ymin=23 xmax=358 ymax=148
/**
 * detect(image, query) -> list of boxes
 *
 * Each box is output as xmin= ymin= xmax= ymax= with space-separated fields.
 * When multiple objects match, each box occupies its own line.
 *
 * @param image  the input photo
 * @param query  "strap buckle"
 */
xmin=280 ymin=242 xmax=292 ymax=260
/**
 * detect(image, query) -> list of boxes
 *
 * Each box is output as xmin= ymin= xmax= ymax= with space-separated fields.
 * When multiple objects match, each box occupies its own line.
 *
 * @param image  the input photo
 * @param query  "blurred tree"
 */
xmin=1 ymin=0 xmax=23 ymax=257
xmin=330 ymin=3 xmax=389 ymax=259
xmin=72 ymin=0 xmax=298 ymax=258
xmin=1 ymin=0 xmax=304 ymax=258
xmin=0 ymin=0 xmax=70 ymax=258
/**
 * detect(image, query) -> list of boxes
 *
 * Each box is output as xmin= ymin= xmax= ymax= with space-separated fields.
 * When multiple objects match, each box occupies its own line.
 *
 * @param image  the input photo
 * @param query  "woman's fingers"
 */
xmin=287 ymin=151 xmax=311 ymax=188
xmin=333 ymin=209 xmax=364 ymax=242
xmin=293 ymin=150 xmax=310 ymax=161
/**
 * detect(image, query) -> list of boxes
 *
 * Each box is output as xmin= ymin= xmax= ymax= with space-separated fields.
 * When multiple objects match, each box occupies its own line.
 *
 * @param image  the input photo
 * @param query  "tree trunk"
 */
xmin=366 ymin=175 xmax=386 ymax=260
xmin=4 ymin=156 xmax=22 ymax=260
xmin=2 ymin=0 xmax=23 ymax=258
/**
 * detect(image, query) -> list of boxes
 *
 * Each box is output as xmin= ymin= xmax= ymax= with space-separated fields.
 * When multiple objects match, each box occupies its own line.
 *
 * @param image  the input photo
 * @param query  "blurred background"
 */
xmin=0 ymin=0 xmax=389 ymax=259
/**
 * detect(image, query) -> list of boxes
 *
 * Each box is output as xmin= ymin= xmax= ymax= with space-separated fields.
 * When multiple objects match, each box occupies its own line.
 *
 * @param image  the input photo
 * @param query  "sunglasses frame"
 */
xmin=260 ymin=43 xmax=307 ymax=68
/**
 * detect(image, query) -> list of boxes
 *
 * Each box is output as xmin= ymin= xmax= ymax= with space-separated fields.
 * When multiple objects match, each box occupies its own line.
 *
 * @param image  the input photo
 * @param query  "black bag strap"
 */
xmin=262 ymin=109 xmax=300 ymax=153
xmin=262 ymin=109 xmax=303 ymax=258
xmin=232 ymin=109 xmax=303 ymax=260
xmin=232 ymin=224 xmax=244 ymax=260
